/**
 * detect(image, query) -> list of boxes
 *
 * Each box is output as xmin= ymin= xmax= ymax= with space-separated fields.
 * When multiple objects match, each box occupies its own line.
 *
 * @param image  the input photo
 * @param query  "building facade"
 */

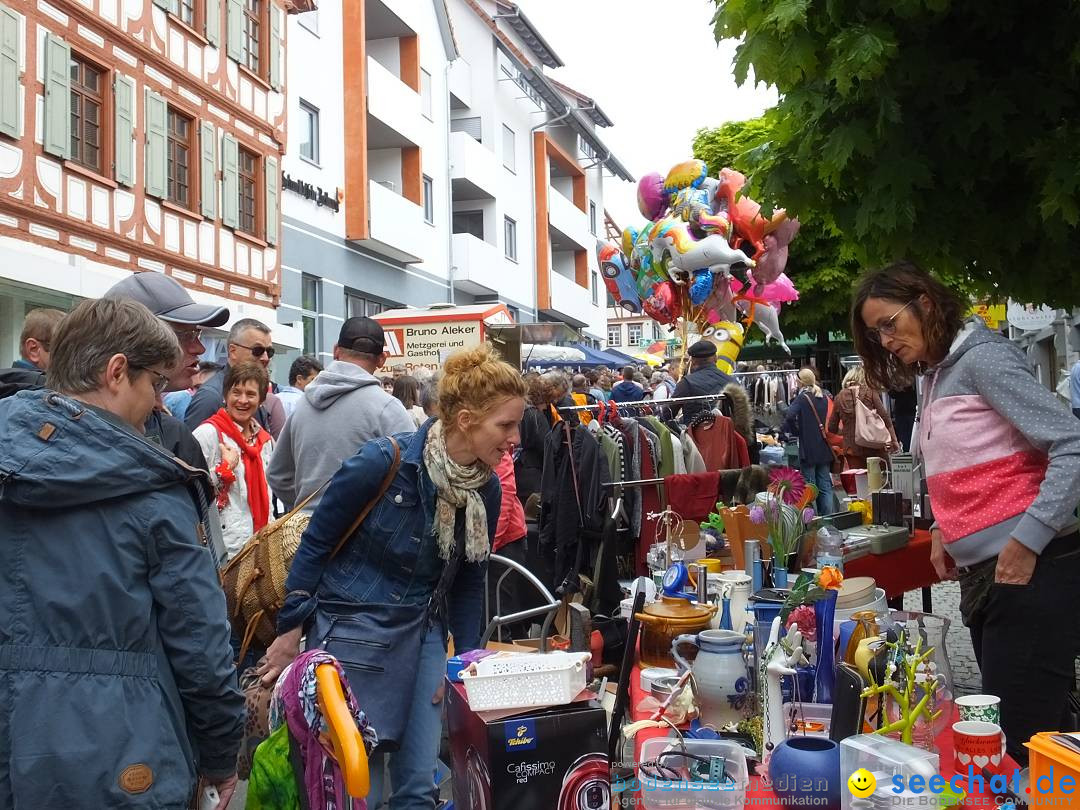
xmin=277 ymin=0 xmax=632 ymax=367
xmin=0 ymin=0 xmax=300 ymax=365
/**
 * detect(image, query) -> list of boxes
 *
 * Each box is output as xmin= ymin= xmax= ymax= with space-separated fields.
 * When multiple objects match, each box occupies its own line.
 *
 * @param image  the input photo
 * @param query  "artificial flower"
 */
xmin=795 ymin=483 xmax=819 ymax=511
xmin=768 ymin=467 xmax=806 ymax=505
xmin=818 ymin=566 xmax=844 ymax=590
xmin=785 ymin=604 xmax=817 ymax=642
xmin=802 ymin=507 xmax=816 ymax=524
xmin=749 ymin=505 xmax=765 ymax=525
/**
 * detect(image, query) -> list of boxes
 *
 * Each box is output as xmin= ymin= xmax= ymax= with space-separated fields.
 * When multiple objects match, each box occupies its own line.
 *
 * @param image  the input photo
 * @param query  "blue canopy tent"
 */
xmin=522 ymin=343 xmax=628 ymax=368
xmin=604 ymin=348 xmax=639 ymax=366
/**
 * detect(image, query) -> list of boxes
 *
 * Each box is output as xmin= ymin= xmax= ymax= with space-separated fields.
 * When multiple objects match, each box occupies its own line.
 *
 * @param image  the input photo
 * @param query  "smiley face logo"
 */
xmin=847 ymin=768 xmax=877 ymax=798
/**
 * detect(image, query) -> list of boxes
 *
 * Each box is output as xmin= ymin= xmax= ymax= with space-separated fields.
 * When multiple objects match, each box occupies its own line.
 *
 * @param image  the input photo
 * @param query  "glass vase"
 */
xmin=882 ymin=611 xmax=955 ymax=749
xmin=814 ymin=589 xmax=838 ymax=704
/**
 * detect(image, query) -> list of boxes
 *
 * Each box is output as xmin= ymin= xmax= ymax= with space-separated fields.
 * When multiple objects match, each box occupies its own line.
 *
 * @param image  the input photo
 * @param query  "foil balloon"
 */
xmin=617 ymin=158 xmax=800 ymax=373
xmin=597 ymin=241 xmax=642 ymax=314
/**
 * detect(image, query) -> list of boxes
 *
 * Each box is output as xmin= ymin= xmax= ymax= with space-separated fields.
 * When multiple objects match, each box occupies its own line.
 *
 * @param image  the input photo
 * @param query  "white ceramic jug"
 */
xmin=671 ymin=629 xmax=750 ymax=728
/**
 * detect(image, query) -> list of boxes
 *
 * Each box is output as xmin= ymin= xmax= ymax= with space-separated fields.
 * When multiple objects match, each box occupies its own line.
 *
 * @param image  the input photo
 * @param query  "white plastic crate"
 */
xmin=458 ymin=651 xmax=590 ymax=712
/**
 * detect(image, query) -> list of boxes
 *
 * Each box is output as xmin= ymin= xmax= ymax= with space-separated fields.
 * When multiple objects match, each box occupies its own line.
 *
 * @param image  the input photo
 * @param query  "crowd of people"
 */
xmin=1 ymin=260 xmax=1079 ymax=806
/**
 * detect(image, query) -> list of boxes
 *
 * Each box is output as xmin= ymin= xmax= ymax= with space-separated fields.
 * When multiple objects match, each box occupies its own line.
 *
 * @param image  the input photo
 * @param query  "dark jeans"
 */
xmin=1074 ymin=408 xmax=1080 ymax=420
xmin=962 ymin=533 xmax=1080 ymax=766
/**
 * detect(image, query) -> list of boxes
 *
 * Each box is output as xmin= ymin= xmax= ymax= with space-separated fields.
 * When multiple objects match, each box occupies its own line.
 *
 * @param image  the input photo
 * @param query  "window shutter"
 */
xmin=42 ymin=33 xmax=69 ymax=159
xmin=199 ymin=120 xmax=216 ymax=219
xmin=0 ymin=4 xmax=19 ymax=139
xmin=264 ymin=154 xmax=279 ymax=244
xmin=451 ymin=116 xmax=482 ymax=142
xmin=226 ymin=0 xmax=243 ymax=63
xmin=221 ymin=132 xmax=238 ymax=229
xmin=143 ymin=88 xmax=167 ymax=198
xmin=269 ymin=5 xmax=281 ymax=90
xmin=113 ymin=74 xmax=134 ymax=186
xmin=205 ymin=0 xmax=221 ymax=47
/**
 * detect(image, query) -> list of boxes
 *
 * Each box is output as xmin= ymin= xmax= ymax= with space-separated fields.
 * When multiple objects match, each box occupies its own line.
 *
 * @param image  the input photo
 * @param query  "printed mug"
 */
xmin=956 ymin=694 xmax=1001 ymax=725
xmin=953 ymin=720 xmax=1006 ymax=775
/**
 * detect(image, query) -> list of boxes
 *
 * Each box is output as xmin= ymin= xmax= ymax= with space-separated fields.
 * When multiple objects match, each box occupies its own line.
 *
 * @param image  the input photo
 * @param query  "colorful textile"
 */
xmin=245 ymin=724 xmax=301 ymax=810
xmin=423 ymin=419 xmax=493 ymax=562
xmin=205 ymin=408 xmax=272 ymax=531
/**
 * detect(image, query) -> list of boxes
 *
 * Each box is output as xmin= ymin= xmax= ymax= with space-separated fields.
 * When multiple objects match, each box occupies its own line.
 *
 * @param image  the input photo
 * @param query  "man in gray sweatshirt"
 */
xmin=267 ymin=317 xmax=415 ymax=511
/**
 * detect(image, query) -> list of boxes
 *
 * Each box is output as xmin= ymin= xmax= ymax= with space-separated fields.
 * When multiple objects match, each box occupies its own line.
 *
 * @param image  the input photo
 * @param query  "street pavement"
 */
xmin=897 ymin=580 xmax=983 ymax=697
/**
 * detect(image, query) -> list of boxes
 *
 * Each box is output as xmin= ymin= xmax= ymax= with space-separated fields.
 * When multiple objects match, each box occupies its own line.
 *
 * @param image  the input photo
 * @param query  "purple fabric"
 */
xmin=278 ymin=649 xmax=377 ymax=810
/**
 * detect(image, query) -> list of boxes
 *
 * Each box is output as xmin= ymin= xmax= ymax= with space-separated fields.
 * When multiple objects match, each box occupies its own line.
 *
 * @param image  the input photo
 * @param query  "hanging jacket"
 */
xmin=690 ymin=414 xmax=750 ymax=471
xmin=0 ymin=390 xmax=243 ymax=808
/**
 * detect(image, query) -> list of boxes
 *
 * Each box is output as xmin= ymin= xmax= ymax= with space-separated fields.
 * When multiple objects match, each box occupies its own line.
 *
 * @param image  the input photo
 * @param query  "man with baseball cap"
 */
xmin=671 ymin=339 xmax=735 ymax=422
xmin=104 ymin=272 xmax=230 ymax=471
xmin=267 ymin=316 xmax=415 ymax=512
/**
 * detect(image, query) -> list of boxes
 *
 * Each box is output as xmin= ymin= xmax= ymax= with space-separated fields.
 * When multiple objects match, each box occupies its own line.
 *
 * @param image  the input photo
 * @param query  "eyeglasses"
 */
xmin=173 ymin=327 xmax=203 ymax=346
xmin=866 ymin=301 xmax=915 ymax=344
xmin=139 ymin=368 xmax=171 ymax=394
xmin=230 ymin=341 xmax=276 ymax=359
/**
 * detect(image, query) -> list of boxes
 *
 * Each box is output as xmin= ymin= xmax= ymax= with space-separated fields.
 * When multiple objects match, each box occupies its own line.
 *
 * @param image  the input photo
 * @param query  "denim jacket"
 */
xmin=278 ymin=419 xmax=500 ymax=651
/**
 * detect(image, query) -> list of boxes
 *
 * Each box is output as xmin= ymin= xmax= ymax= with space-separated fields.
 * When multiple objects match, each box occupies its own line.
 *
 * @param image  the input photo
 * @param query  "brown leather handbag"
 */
xmin=221 ymin=438 xmax=402 ymax=663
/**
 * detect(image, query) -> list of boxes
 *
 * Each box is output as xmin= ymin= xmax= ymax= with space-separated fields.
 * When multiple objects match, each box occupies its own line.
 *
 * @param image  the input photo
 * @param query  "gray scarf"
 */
xmin=423 ymin=420 xmax=493 ymax=562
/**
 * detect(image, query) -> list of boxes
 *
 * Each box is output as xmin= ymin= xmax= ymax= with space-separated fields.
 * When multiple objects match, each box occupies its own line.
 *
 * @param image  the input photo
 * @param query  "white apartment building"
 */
xmin=278 ymin=0 xmax=632 ymax=364
xmin=0 ymin=0 xmax=302 ymax=366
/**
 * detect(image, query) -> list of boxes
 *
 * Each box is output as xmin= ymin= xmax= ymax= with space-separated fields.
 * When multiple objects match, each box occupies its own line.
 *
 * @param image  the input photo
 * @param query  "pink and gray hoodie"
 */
xmin=917 ymin=318 xmax=1080 ymax=567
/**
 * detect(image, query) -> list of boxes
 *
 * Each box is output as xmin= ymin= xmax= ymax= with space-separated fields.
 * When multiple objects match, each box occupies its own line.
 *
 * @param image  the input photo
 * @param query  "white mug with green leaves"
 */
xmin=956 ymin=694 xmax=1001 ymax=724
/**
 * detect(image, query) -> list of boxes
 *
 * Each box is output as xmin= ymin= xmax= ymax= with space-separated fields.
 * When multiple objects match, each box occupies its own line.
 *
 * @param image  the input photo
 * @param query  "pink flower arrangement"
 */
xmin=785 ymin=604 xmax=816 ymax=642
xmin=768 ymin=466 xmax=806 ymax=505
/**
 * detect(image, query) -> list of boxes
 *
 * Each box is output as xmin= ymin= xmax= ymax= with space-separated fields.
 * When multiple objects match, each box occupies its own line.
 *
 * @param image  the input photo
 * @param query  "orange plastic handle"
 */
xmin=315 ymin=664 xmax=370 ymax=799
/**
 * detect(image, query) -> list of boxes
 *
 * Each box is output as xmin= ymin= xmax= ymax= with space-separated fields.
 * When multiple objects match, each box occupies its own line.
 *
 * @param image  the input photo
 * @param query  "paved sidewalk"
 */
xmin=898 ymin=580 xmax=982 ymax=696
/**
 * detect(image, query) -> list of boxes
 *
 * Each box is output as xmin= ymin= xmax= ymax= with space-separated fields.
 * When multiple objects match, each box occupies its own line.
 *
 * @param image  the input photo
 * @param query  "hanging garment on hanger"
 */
xmin=690 ymin=411 xmax=751 ymax=471
xmin=642 ymin=415 xmax=676 ymax=478
xmin=664 ymin=472 xmax=723 ymax=523
xmin=681 ymin=430 xmax=707 ymax=473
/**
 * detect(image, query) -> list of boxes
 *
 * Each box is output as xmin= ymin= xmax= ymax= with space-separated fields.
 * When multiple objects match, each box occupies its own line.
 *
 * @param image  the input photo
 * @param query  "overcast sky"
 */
xmin=518 ymin=0 xmax=777 ymax=232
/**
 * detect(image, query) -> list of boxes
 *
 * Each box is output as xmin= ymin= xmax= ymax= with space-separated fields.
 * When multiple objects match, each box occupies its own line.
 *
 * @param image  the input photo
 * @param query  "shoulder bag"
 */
xmin=852 ymin=386 xmax=891 ymax=449
xmin=804 ymin=393 xmax=845 ymax=474
xmin=306 ymin=437 xmax=469 ymax=753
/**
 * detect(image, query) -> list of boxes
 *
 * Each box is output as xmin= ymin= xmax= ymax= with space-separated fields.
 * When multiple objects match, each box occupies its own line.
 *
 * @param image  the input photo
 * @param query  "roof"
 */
xmin=549 ymin=78 xmax=613 ymax=127
xmin=435 ymin=0 xmax=459 ymax=61
xmin=493 ymin=1 xmax=564 ymax=68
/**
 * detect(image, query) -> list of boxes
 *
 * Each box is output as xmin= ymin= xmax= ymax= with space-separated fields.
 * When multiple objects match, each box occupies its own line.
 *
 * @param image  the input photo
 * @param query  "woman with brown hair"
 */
xmin=392 ymin=374 xmax=428 ymax=427
xmin=852 ymin=260 xmax=1080 ymax=765
xmin=828 ymin=365 xmax=899 ymax=469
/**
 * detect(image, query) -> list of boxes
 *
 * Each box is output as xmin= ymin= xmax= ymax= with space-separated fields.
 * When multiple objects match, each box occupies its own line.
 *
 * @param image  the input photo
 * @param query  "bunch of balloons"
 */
xmin=598 ymin=159 xmax=800 ymax=374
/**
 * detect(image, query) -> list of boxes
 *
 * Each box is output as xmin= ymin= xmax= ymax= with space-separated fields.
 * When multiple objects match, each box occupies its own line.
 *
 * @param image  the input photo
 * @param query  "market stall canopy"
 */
xmin=522 ymin=342 xmax=628 ymax=368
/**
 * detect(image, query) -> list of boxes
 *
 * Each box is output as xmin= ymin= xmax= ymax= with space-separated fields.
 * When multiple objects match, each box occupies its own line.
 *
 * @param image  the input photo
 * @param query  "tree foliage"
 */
xmin=711 ymin=0 xmax=1080 ymax=307
xmin=693 ymin=120 xmax=861 ymax=340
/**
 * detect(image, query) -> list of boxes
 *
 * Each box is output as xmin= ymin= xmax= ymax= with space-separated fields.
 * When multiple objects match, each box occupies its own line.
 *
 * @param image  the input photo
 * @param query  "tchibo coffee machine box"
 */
xmin=446 ymin=682 xmax=609 ymax=810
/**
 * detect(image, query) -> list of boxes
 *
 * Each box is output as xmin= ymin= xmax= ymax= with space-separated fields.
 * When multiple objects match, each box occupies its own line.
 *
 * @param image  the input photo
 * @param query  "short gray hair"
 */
xmin=229 ymin=317 xmax=270 ymax=343
xmin=47 ymin=298 xmax=180 ymax=394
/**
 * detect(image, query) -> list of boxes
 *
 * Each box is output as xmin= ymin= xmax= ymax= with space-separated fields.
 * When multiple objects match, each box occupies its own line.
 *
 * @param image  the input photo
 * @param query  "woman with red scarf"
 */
xmin=193 ymin=360 xmax=274 ymax=561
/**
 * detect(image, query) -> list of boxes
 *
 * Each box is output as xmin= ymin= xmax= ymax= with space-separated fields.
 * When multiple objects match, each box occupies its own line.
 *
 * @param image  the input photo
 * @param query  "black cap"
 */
xmin=104 ymin=272 xmax=230 ymax=327
xmin=338 ymin=316 xmax=385 ymax=353
xmin=688 ymin=340 xmax=718 ymax=359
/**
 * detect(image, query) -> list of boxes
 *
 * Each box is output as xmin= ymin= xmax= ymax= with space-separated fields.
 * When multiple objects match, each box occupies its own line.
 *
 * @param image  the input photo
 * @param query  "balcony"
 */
xmin=545 ymin=269 xmax=597 ymax=328
xmin=362 ymin=179 xmax=424 ymax=263
xmin=547 ymin=186 xmax=591 ymax=250
xmin=450 ymin=131 xmax=497 ymax=200
xmin=366 ymin=0 xmax=421 ymax=37
xmin=366 ymin=56 xmax=425 ymax=148
xmin=448 ymin=58 xmax=472 ymax=109
xmin=452 ymin=232 xmax=531 ymax=305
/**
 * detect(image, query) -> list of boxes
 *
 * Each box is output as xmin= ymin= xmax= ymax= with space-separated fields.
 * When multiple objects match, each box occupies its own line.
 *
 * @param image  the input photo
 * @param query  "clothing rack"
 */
xmin=733 ymin=369 xmax=794 ymax=377
xmin=555 ymin=393 xmax=728 ymax=412
xmin=602 ymin=478 xmax=665 ymax=488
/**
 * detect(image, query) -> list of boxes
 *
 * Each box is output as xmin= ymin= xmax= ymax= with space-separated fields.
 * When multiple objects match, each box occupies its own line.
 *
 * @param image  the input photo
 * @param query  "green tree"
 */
xmin=710 ymin=0 xmax=1080 ymax=307
xmin=692 ymin=120 xmax=861 ymax=348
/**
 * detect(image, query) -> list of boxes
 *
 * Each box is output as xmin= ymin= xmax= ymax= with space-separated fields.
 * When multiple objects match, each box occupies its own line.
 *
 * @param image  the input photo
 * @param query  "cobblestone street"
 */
xmin=898 ymin=581 xmax=983 ymax=697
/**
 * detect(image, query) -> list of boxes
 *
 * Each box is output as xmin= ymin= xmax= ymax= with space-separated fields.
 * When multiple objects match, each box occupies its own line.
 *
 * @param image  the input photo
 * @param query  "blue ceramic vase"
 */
xmin=814 ymin=589 xmax=838 ymax=704
xmin=768 ymin=736 xmax=841 ymax=810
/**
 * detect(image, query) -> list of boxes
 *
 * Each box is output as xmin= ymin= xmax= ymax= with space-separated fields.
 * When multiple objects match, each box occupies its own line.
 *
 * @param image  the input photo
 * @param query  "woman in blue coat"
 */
xmin=0 ymin=299 xmax=243 ymax=809
xmin=781 ymin=368 xmax=837 ymax=515
xmin=261 ymin=342 xmax=527 ymax=810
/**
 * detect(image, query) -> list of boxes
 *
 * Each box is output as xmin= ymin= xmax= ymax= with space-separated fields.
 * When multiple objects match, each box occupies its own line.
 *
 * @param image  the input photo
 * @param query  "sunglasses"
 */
xmin=231 ymin=341 xmax=276 ymax=359
xmin=866 ymin=300 xmax=915 ymax=344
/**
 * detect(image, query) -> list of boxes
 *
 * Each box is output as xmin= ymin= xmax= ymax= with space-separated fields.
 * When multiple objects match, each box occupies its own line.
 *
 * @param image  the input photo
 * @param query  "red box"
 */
xmin=446 ymin=681 xmax=609 ymax=810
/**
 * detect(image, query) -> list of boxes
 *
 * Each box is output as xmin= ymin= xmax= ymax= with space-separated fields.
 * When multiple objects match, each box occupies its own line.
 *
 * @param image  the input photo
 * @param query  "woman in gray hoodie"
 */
xmin=852 ymin=261 xmax=1080 ymax=765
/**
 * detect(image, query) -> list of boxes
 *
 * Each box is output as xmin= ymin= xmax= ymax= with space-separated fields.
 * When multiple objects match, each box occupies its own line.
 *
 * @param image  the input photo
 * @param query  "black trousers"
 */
xmin=963 ymin=534 xmax=1080 ymax=766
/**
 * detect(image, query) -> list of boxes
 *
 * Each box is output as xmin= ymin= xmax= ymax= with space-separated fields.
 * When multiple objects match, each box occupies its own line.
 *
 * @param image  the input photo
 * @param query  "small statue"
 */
xmin=760 ymin=616 xmax=809 ymax=763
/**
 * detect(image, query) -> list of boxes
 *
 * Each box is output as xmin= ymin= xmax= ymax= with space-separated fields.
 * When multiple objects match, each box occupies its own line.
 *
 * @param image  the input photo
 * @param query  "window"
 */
xmin=453 ymin=210 xmax=483 ymax=239
xmin=243 ymin=0 xmax=262 ymax=73
xmin=422 ymin=175 xmax=434 ymax=224
xmin=591 ymin=270 xmax=599 ymax=306
xmin=451 ymin=116 xmax=482 ymax=143
xmin=607 ymin=325 xmax=621 ymax=347
xmin=420 ymin=69 xmax=432 ymax=120
xmin=238 ymin=145 xmax=258 ymax=235
xmin=298 ymin=8 xmax=318 ymax=35
xmin=502 ymin=124 xmax=515 ymax=172
xmin=166 ymin=107 xmax=193 ymax=208
xmin=628 ymin=323 xmax=643 ymax=347
xmin=504 ymin=216 xmax=517 ymax=261
xmin=346 ymin=291 xmax=395 ymax=319
xmin=69 ymin=54 xmax=104 ymax=174
xmin=589 ymin=200 xmax=597 ymax=236
xmin=299 ymin=100 xmax=319 ymax=164
xmin=301 ymin=274 xmax=318 ymax=355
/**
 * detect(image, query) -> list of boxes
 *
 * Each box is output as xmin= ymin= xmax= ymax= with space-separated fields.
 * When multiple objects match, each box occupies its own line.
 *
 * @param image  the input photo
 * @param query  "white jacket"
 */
xmin=193 ymin=421 xmax=275 ymax=560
